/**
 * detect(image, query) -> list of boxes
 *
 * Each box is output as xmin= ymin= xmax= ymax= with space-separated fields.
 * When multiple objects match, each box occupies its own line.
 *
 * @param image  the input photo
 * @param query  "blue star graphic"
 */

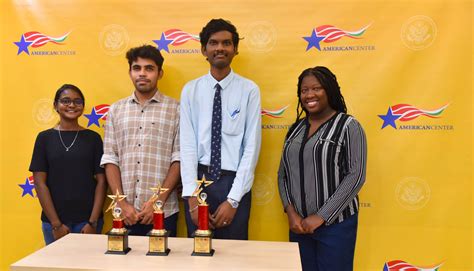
xmin=378 ymin=107 xmax=401 ymax=129
xmin=84 ymin=108 xmax=102 ymax=127
xmin=153 ymin=33 xmax=173 ymax=53
xmin=14 ymin=35 xmax=33 ymax=55
xmin=19 ymin=178 xmax=35 ymax=197
xmin=303 ymin=29 xmax=325 ymax=51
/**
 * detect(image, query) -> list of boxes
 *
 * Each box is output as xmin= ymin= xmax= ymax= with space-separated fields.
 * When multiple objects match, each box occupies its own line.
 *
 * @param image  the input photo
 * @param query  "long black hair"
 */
xmin=295 ymin=66 xmax=347 ymax=122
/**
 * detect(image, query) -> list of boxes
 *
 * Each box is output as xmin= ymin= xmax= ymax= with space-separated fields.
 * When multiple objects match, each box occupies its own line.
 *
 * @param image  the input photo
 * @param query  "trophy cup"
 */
xmin=192 ymin=176 xmax=214 ymax=256
xmin=147 ymin=185 xmax=170 ymax=256
xmin=105 ymin=190 xmax=131 ymax=255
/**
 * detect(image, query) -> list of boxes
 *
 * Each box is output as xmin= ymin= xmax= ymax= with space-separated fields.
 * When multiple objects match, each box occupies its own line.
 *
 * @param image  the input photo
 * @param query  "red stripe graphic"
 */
xmin=94 ymin=104 xmax=110 ymax=120
xmin=164 ymin=29 xmax=199 ymax=46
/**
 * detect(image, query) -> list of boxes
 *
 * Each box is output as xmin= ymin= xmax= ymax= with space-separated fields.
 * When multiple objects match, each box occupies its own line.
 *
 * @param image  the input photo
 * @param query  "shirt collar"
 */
xmin=207 ymin=69 xmax=234 ymax=90
xmin=128 ymin=90 xmax=163 ymax=104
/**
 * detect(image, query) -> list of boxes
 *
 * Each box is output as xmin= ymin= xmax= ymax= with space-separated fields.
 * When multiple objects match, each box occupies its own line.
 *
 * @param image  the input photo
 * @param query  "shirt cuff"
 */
xmin=171 ymin=151 xmax=180 ymax=163
xmin=100 ymin=153 xmax=119 ymax=168
xmin=227 ymin=188 xmax=243 ymax=203
xmin=182 ymin=182 xmax=198 ymax=198
xmin=316 ymin=209 xmax=332 ymax=225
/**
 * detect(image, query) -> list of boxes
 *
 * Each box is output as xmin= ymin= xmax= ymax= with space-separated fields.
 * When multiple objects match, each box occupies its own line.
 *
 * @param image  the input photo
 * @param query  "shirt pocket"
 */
xmin=318 ymin=138 xmax=342 ymax=153
xmin=149 ymin=117 xmax=173 ymax=145
xmin=222 ymin=93 xmax=244 ymax=136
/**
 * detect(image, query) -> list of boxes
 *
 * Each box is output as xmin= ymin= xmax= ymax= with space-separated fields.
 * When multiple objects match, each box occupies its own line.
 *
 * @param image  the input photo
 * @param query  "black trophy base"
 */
xmin=192 ymin=231 xmax=214 ymax=256
xmin=147 ymin=248 xmax=171 ymax=256
xmin=147 ymin=230 xmax=170 ymax=256
xmin=105 ymin=247 xmax=131 ymax=255
xmin=105 ymin=229 xmax=131 ymax=255
xmin=192 ymin=249 xmax=215 ymax=256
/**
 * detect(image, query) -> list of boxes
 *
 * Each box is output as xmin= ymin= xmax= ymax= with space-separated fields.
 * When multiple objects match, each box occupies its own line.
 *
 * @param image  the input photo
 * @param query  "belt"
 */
xmin=198 ymin=164 xmax=236 ymax=177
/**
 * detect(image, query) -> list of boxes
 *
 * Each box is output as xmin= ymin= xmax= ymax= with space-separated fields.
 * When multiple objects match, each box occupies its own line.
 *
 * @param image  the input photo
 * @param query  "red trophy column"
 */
xmin=113 ymin=218 xmax=124 ymax=230
xmin=153 ymin=211 xmax=164 ymax=230
xmin=198 ymin=204 xmax=209 ymax=231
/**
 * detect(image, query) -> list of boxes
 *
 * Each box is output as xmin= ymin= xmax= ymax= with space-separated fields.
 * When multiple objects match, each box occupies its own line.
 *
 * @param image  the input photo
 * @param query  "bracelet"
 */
xmin=189 ymin=205 xmax=198 ymax=213
xmin=52 ymin=224 xmax=63 ymax=231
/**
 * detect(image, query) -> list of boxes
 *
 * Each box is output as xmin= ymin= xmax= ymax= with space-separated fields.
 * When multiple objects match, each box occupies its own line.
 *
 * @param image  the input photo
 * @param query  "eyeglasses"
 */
xmin=58 ymin=98 xmax=84 ymax=106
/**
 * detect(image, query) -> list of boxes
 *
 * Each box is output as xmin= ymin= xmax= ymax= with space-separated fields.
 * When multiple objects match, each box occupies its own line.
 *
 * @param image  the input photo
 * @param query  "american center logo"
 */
xmin=14 ymin=31 xmax=75 ymax=56
xmin=378 ymin=103 xmax=451 ymax=130
xmin=303 ymin=23 xmax=375 ymax=52
xmin=154 ymin=29 xmax=200 ymax=54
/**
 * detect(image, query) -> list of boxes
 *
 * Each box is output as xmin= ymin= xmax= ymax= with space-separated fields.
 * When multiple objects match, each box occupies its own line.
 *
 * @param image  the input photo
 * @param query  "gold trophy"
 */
xmin=147 ymin=185 xmax=170 ymax=256
xmin=105 ymin=190 xmax=131 ymax=255
xmin=192 ymin=176 xmax=215 ymax=256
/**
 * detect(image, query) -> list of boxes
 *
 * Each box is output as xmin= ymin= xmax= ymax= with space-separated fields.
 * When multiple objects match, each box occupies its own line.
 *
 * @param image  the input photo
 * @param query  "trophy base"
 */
xmin=146 ymin=248 xmax=171 ymax=256
xmin=192 ymin=231 xmax=214 ymax=256
xmin=192 ymin=249 xmax=215 ymax=256
xmin=105 ymin=247 xmax=131 ymax=255
xmin=146 ymin=229 xmax=170 ymax=256
xmin=105 ymin=229 xmax=131 ymax=255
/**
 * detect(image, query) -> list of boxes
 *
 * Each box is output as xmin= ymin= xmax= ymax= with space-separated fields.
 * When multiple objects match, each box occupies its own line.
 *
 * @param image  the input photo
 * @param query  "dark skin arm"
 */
xmin=138 ymin=162 xmax=181 ymax=224
xmin=33 ymin=172 xmax=70 ymax=240
xmin=188 ymin=196 xmax=215 ymax=230
xmin=105 ymin=164 xmax=139 ymax=226
xmin=301 ymin=214 xmax=325 ymax=234
xmin=285 ymin=205 xmax=307 ymax=234
xmin=81 ymin=173 xmax=107 ymax=233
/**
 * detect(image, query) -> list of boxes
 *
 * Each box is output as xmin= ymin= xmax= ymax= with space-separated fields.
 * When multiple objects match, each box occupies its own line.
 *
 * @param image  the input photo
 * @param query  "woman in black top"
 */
xmin=30 ymin=84 xmax=106 ymax=245
xmin=278 ymin=67 xmax=367 ymax=270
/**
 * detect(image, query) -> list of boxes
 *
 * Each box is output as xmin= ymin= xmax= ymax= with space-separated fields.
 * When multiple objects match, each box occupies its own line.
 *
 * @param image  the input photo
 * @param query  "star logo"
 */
xmin=378 ymin=107 xmax=401 ymax=129
xmin=153 ymin=33 xmax=173 ymax=53
xmin=303 ymin=29 xmax=324 ymax=51
xmin=84 ymin=108 xmax=102 ymax=127
xmin=19 ymin=176 xmax=35 ymax=197
xmin=14 ymin=35 xmax=33 ymax=55
xmin=83 ymin=104 xmax=109 ymax=127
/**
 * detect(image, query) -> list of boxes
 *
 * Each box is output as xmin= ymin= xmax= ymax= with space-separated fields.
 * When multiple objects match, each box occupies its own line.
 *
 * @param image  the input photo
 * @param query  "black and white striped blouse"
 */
xmin=278 ymin=112 xmax=367 ymax=225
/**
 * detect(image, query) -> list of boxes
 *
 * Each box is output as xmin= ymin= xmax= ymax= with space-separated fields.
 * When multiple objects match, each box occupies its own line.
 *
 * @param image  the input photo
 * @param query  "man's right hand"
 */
xmin=118 ymin=200 xmax=139 ymax=226
xmin=286 ymin=205 xmax=306 ymax=234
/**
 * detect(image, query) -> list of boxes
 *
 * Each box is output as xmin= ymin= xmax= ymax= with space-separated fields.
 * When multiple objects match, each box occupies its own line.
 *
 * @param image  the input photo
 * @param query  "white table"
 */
xmin=11 ymin=233 xmax=301 ymax=270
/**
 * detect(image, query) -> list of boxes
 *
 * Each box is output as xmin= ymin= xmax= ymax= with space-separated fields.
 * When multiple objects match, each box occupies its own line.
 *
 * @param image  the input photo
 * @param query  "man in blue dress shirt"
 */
xmin=180 ymin=18 xmax=262 ymax=240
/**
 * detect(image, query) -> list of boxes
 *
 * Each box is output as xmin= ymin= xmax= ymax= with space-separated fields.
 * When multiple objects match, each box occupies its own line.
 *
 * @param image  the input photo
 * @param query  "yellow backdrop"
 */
xmin=1 ymin=0 xmax=472 ymax=270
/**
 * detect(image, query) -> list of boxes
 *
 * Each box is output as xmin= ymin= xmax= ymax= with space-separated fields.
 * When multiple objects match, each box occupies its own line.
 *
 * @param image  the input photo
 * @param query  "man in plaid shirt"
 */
xmin=101 ymin=45 xmax=180 ymax=236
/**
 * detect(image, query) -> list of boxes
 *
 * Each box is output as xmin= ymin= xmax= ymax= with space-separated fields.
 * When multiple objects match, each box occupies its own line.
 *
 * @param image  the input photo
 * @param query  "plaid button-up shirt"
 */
xmin=101 ymin=91 xmax=180 ymax=217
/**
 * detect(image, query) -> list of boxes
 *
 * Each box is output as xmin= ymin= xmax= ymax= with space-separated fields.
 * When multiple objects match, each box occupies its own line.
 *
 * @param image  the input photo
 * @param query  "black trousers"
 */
xmin=184 ymin=166 xmax=251 ymax=240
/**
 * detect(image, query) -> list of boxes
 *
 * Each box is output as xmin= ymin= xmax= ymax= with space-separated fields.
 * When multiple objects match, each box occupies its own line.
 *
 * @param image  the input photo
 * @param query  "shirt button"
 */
xmin=138 ymin=144 xmax=141 ymax=147
xmin=141 ymin=110 xmax=144 ymax=113
xmin=139 ymin=127 xmax=142 ymax=129
xmin=137 ymin=179 xmax=139 ymax=182
xmin=135 ymin=195 xmax=138 ymax=198
xmin=137 ymin=161 xmax=140 ymax=164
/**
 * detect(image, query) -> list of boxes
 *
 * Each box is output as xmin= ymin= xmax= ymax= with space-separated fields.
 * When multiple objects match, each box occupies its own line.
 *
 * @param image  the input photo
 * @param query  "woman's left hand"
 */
xmin=81 ymin=223 xmax=96 ymax=234
xmin=301 ymin=215 xmax=325 ymax=233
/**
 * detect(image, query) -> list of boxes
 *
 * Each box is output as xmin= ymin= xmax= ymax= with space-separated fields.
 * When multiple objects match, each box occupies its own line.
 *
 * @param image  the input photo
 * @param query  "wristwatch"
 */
xmin=227 ymin=198 xmax=239 ymax=208
xmin=88 ymin=220 xmax=98 ymax=228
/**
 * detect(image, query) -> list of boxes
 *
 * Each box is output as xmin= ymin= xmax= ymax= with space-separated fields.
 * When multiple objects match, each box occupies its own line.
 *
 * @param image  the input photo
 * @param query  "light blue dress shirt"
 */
xmin=180 ymin=70 xmax=262 ymax=202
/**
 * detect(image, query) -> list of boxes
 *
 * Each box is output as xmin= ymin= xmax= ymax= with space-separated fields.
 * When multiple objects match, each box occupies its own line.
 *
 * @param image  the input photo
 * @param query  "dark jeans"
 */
xmin=42 ymin=218 xmax=104 ymax=245
xmin=126 ymin=212 xmax=178 ymax=237
xmin=290 ymin=213 xmax=358 ymax=271
xmin=184 ymin=167 xmax=251 ymax=240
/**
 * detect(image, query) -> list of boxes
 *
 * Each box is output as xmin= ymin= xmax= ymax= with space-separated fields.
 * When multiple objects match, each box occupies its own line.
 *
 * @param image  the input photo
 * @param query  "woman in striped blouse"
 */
xmin=278 ymin=66 xmax=367 ymax=271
